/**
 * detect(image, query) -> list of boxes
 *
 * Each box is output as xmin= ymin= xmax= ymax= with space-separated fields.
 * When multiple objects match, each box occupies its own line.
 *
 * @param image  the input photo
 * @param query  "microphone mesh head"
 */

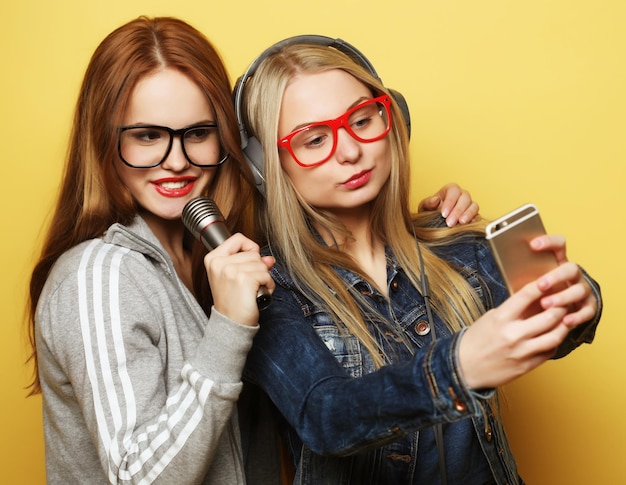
xmin=181 ymin=197 xmax=225 ymax=239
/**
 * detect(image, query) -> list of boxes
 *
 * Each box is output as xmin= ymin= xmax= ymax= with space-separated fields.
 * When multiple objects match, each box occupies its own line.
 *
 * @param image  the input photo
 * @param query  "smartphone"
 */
xmin=485 ymin=203 xmax=558 ymax=294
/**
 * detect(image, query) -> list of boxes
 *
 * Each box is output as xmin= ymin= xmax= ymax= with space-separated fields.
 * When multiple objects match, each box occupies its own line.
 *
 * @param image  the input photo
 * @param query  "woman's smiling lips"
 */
xmin=152 ymin=176 xmax=197 ymax=197
xmin=341 ymin=169 xmax=372 ymax=189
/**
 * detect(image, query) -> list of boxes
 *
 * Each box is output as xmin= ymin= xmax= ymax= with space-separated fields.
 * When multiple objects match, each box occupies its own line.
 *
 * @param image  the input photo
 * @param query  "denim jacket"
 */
xmin=244 ymin=234 xmax=601 ymax=485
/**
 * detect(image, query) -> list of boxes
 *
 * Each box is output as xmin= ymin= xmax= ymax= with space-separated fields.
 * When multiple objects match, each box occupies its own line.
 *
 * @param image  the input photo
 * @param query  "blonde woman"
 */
xmin=239 ymin=41 xmax=602 ymax=485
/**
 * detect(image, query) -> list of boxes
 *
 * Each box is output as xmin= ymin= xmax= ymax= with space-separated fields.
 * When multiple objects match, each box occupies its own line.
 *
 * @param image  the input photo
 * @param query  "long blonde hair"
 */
xmin=243 ymin=44 xmax=490 ymax=367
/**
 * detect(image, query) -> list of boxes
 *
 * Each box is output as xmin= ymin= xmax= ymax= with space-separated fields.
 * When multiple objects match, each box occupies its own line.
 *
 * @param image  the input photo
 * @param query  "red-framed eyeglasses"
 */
xmin=277 ymin=95 xmax=393 ymax=167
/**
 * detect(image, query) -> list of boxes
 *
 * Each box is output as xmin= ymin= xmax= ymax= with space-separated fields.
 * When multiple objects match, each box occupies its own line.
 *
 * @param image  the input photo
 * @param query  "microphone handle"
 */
xmin=183 ymin=196 xmax=272 ymax=311
xmin=254 ymin=286 xmax=273 ymax=311
xmin=198 ymin=223 xmax=272 ymax=311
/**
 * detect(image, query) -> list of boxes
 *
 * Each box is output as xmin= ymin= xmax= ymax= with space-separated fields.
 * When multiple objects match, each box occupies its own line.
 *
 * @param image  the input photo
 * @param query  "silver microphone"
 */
xmin=182 ymin=196 xmax=272 ymax=310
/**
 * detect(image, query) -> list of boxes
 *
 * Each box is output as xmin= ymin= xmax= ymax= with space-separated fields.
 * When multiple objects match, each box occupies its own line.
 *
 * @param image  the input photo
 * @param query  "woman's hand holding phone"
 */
xmin=528 ymin=234 xmax=597 ymax=327
xmin=457 ymin=206 xmax=598 ymax=390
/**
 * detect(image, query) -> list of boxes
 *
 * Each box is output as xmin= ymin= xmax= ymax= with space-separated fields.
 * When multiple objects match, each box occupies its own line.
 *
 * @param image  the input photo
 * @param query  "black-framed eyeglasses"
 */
xmin=277 ymin=95 xmax=393 ymax=168
xmin=118 ymin=124 xmax=229 ymax=168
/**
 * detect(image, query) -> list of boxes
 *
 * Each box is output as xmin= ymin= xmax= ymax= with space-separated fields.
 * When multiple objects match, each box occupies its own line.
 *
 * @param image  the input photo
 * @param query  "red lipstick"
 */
xmin=152 ymin=177 xmax=197 ymax=198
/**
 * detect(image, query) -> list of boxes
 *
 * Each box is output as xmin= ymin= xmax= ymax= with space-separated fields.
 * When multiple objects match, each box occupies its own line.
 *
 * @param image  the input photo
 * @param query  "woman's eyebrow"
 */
xmin=285 ymin=96 xmax=371 ymax=133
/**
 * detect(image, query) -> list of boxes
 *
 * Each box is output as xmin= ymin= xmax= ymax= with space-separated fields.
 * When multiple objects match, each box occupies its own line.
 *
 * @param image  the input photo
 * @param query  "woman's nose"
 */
xmin=333 ymin=128 xmax=361 ymax=164
xmin=161 ymin=136 xmax=190 ymax=170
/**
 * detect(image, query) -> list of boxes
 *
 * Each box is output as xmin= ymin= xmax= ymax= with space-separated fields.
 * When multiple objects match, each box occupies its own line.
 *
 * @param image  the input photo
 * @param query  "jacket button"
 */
xmin=391 ymin=279 xmax=399 ymax=292
xmin=415 ymin=322 xmax=430 ymax=336
xmin=453 ymin=400 xmax=467 ymax=413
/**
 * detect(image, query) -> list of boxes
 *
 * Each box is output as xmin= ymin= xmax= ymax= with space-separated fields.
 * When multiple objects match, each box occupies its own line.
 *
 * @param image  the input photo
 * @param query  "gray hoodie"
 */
xmin=36 ymin=216 xmax=257 ymax=484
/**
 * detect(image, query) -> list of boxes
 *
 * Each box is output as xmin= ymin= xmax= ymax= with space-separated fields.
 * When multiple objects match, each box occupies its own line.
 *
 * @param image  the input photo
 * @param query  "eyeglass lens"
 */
xmin=119 ymin=125 xmax=222 ymax=168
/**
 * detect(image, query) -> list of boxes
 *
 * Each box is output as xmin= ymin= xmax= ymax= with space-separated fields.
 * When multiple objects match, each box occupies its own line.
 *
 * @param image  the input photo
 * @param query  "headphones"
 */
xmin=233 ymin=35 xmax=411 ymax=196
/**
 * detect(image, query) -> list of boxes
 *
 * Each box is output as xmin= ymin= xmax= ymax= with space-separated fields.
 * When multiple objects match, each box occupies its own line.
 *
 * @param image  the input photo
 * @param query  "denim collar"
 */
xmin=329 ymin=243 xmax=402 ymax=298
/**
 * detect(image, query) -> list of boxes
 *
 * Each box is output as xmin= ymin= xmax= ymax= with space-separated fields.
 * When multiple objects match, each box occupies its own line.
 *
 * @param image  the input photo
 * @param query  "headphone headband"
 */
xmin=234 ymin=35 xmax=383 ymax=130
xmin=233 ymin=35 xmax=410 ymax=196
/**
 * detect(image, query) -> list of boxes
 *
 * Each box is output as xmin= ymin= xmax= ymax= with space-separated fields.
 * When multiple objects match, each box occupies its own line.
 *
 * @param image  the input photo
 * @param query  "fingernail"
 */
xmin=537 ymin=277 xmax=550 ymax=290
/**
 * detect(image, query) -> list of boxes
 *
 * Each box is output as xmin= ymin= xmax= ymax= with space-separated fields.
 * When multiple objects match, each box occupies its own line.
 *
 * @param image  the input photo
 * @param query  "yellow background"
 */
xmin=3 ymin=1 xmax=622 ymax=483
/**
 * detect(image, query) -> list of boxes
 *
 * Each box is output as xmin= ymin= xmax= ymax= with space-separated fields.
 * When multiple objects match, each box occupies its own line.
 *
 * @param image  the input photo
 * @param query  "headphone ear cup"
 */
xmin=388 ymin=89 xmax=411 ymax=138
xmin=242 ymin=135 xmax=267 ymax=197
